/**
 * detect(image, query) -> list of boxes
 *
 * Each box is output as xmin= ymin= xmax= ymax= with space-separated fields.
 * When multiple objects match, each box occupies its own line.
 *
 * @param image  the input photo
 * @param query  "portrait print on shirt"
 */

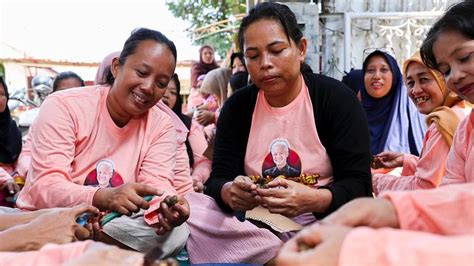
xmin=262 ymin=139 xmax=302 ymax=179
xmin=84 ymin=159 xmax=124 ymax=188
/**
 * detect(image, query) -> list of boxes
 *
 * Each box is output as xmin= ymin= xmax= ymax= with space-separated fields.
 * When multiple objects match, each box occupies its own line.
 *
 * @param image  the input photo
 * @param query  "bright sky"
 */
xmin=0 ymin=0 xmax=200 ymax=63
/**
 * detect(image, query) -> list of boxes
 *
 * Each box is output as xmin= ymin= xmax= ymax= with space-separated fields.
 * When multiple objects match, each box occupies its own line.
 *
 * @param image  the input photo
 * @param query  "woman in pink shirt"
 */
xmin=276 ymin=2 xmax=474 ymax=265
xmin=371 ymin=52 xmax=470 ymax=194
xmin=16 ymin=28 xmax=190 ymax=257
xmin=162 ymin=73 xmax=211 ymax=191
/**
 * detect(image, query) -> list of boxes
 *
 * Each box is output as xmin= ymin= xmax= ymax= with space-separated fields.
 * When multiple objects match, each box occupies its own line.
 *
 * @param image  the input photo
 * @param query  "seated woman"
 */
xmin=162 ymin=74 xmax=212 ymax=191
xmin=15 ymin=28 xmax=190 ymax=257
xmin=0 ymin=77 xmax=22 ymax=207
xmin=372 ymin=51 xmax=471 ymax=194
xmin=187 ymin=45 xmax=219 ymax=111
xmin=201 ymin=0 xmax=372 ymax=254
xmin=194 ymin=67 xmax=232 ymax=128
xmin=228 ymin=52 xmax=249 ymax=95
xmin=361 ymin=50 xmax=426 ymax=156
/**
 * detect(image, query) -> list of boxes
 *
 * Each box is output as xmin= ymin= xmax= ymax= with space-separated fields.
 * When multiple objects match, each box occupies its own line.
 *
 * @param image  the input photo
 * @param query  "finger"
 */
xmin=266 ymin=177 xmax=289 ymax=188
xmin=121 ymin=200 xmax=141 ymax=215
xmin=234 ymin=177 xmax=255 ymax=191
xmin=281 ymin=237 xmax=300 ymax=252
xmin=256 ymin=187 xmax=287 ymax=198
xmin=160 ymin=201 xmax=176 ymax=225
xmin=6 ymin=182 xmax=15 ymax=194
xmin=129 ymin=194 xmax=150 ymax=210
xmin=171 ymin=204 xmax=190 ymax=222
xmin=115 ymin=205 xmax=132 ymax=215
xmin=75 ymin=226 xmax=92 ymax=240
xmin=232 ymin=194 xmax=258 ymax=210
xmin=158 ymin=212 xmax=173 ymax=232
xmin=70 ymin=204 xmax=100 ymax=218
xmin=133 ymin=183 xmax=159 ymax=197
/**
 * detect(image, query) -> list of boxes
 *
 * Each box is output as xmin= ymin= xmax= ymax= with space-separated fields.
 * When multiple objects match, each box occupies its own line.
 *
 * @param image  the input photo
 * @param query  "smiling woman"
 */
xmin=361 ymin=50 xmax=426 ymax=156
xmin=371 ymin=51 xmax=471 ymax=195
xmin=16 ymin=28 xmax=190 ymax=257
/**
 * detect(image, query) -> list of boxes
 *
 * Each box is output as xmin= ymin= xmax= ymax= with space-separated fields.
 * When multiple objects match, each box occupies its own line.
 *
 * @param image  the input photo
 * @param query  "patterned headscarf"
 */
xmin=403 ymin=51 xmax=466 ymax=146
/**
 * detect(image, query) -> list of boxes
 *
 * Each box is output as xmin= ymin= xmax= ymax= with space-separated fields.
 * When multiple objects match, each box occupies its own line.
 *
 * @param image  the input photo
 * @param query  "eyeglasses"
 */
xmin=363 ymin=47 xmax=396 ymax=59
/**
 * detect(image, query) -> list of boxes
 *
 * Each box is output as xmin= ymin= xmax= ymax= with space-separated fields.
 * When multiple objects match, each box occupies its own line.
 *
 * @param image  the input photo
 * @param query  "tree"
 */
xmin=166 ymin=0 xmax=246 ymax=58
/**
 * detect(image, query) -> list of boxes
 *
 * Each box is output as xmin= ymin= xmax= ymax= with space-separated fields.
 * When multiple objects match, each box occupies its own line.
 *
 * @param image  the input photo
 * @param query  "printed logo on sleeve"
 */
xmin=84 ymin=159 xmax=124 ymax=188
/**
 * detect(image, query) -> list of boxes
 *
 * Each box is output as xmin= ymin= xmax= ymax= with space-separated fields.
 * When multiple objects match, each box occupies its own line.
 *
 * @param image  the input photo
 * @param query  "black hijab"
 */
xmin=0 ymin=77 xmax=22 ymax=164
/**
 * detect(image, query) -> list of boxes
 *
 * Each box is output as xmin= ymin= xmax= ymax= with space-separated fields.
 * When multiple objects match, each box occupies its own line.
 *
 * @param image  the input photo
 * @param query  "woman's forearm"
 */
xmin=0 ymin=226 xmax=40 ymax=251
xmin=0 ymin=210 xmax=49 ymax=231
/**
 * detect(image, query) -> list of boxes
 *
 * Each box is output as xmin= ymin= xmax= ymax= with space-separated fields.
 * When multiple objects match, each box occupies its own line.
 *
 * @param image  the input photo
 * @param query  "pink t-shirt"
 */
xmin=372 ymin=102 xmax=470 ymax=194
xmin=442 ymin=110 xmax=474 ymax=185
xmin=16 ymin=86 xmax=177 ymax=224
xmin=245 ymin=78 xmax=333 ymax=187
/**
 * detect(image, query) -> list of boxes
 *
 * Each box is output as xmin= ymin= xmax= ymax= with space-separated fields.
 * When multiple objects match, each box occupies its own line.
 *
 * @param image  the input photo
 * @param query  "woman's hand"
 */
xmin=323 ymin=197 xmax=400 ymax=229
xmin=276 ymin=224 xmax=351 ymax=266
xmin=3 ymin=179 xmax=21 ymax=195
xmin=221 ymin=176 xmax=260 ymax=211
xmin=15 ymin=204 xmax=100 ymax=250
xmin=195 ymin=110 xmax=216 ymax=126
xmin=372 ymin=151 xmax=404 ymax=169
xmin=256 ymin=178 xmax=332 ymax=217
xmin=93 ymin=183 xmax=161 ymax=215
xmin=153 ymin=195 xmax=190 ymax=235
xmin=192 ymin=179 xmax=204 ymax=193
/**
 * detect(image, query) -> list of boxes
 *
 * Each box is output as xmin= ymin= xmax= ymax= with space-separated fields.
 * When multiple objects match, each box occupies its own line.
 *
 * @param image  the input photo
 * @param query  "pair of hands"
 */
xmin=276 ymin=198 xmax=400 ymax=266
xmin=14 ymin=204 xmax=100 ymax=251
xmin=93 ymin=183 xmax=190 ymax=235
xmin=371 ymin=151 xmax=404 ymax=169
xmin=221 ymin=176 xmax=320 ymax=217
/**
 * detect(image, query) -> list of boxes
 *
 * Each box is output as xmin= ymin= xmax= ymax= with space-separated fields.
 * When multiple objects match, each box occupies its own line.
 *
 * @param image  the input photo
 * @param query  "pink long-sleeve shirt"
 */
xmin=15 ymin=101 xmax=195 ymax=197
xmin=188 ymin=120 xmax=211 ymax=184
xmin=155 ymin=101 xmax=193 ymax=196
xmin=373 ymin=103 xmax=470 ymax=194
xmin=16 ymin=86 xmax=178 ymax=225
xmin=0 ymin=241 xmax=92 ymax=266
xmin=442 ymin=110 xmax=474 ymax=185
xmin=339 ymin=182 xmax=474 ymax=266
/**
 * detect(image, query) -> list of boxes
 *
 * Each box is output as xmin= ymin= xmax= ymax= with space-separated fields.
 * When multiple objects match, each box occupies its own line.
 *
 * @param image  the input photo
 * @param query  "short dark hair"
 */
xmin=53 ymin=71 xmax=85 ymax=92
xmin=420 ymin=1 xmax=474 ymax=70
xmin=105 ymin=28 xmax=177 ymax=85
xmin=238 ymin=2 xmax=303 ymax=53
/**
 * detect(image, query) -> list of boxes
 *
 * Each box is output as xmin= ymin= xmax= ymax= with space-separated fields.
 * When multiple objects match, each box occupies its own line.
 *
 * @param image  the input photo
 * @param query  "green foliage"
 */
xmin=166 ymin=0 xmax=246 ymax=58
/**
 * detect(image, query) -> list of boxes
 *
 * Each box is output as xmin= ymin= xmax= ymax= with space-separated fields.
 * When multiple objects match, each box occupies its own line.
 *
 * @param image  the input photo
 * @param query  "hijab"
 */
xmin=199 ymin=67 xmax=232 ymax=107
xmin=361 ymin=50 xmax=426 ymax=156
xmin=403 ymin=51 xmax=466 ymax=147
xmin=94 ymin=51 xmax=120 ymax=84
xmin=190 ymin=45 xmax=219 ymax=88
xmin=0 ymin=77 xmax=22 ymax=164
